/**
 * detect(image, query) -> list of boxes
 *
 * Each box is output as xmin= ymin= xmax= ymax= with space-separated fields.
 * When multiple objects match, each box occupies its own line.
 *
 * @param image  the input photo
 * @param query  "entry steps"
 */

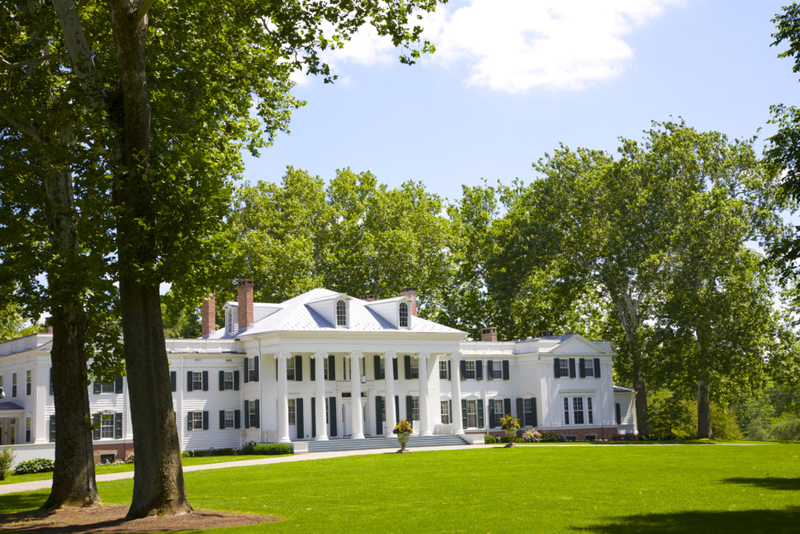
xmin=307 ymin=434 xmax=468 ymax=453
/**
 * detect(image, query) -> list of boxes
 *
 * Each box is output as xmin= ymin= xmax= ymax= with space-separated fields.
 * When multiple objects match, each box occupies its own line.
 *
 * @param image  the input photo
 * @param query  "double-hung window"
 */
xmin=192 ymin=372 xmax=203 ymax=391
xmin=466 ymin=400 xmax=478 ymax=428
xmin=12 ymin=373 xmax=17 ymax=397
xmin=587 ymin=397 xmax=594 ymax=424
xmin=378 ymin=358 xmax=386 ymax=380
xmin=490 ymin=361 xmax=502 ymax=380
xmin=439 ymin=360 xmax=448 ymax=379
xmin=192 ymin=412 xmax=203 ymax=431
xmin=583 ymin=360 xmax=594 ymax=378
xmin=523 ymin=398 xmax=533 ymax=426
xmin=399 ymin=302 xmax=409 ymax=327
xmin=248 ymin=357 xmax=257 ymax=382
xmin=493 ymin=399 xmax=504 ymax=422
xmin=224 ymin=410 xmax=235 ymax=429
xmin=464 ymin=361 xmax=476 ymax=380
xmin=324 ymin=357 xmax=330 ymax=380
xmin=411 ymin=396 xmax=420 ymax=421
xmin=26 ymin=371 xmax=31 ymax=395
xmin=409 ymin=357 xmax=419 ymax=379
xmin=440 ymin=401 xmax=451 ymax=424
xmin=249 ymin=401 xmax=258 ymax=428
xmin=563 ymin=396 xmax=591 ymax=425
xmin=559 ymin=359 xmax=569 ymax=378
xmin=286 ymin=357 xmax=296 ymax=381
xmin=223 ymin=371 xmax=234 ymax=390
xmin=573 ymin=397 xmax=585 ymax=425
xmin=101 ymin=413 xmax=114 ymax=438
xmin=336 ymin=300 xmax=347 ymax=326
xmin=563 ymin=398 xmax=570 ymax=425
xmin=288 ymin=399 xmax=296 ymax=425
xmin=101 ymin=382 xmax=115 ymax=393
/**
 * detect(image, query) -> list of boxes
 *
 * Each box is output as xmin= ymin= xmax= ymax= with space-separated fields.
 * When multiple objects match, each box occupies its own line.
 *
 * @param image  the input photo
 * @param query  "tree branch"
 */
xmin=134 ymin=0 xmax=157 ymax=29
xmin=50 ymin=0 xmax=98 ymax=95
xmin=0 ymin=109 xmax=41 ymax=142
xmin=0 ymin=54 xmax=67 ymax=70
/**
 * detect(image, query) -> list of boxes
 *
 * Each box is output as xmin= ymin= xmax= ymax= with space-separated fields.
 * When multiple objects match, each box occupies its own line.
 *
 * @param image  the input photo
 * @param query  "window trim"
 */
xmin=399 ymin=302 xmax=409 ymax=328
xmin=466 ymin=399 xmax=478 ymax=428
xmin=224 ymin=410 xmax=235 ymax=429
xmin=439 ymin=360 xmax=448 ymax=380
xmin=100 ymin=413 xmax=115 ymax=439
xmin=440 ymin=400 xmax=451 ymax=424
xmin=223 ymin=371 xmax=234 ymax=390
xmin=409 ymin=357 xmax=419 ymax=380
xmin=336 ymin=299 xmax=348 ymax=327
xmin=464 ymin=361 xmax=476 ymax=380
xmin=192 ymin=372 xmax=203 ymax=391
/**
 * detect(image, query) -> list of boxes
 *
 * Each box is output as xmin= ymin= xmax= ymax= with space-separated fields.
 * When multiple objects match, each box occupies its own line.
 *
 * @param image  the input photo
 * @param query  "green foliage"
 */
xmin=0 ymin=447 xmax=14 ymax=480
xmin=648 ymin=390 xmax=743 ymax=441
xmin=241 ymin=443 xmax=292 ymax=456
xmin=13 ymin=458 xmax=54 ymax=475
xmin=0 ymin=302 xmax=40 ymax=343
xmin=161 ymin=292 xmax=201 ymax=339
xmin=484 ymin=434 xmax=497 ymax=444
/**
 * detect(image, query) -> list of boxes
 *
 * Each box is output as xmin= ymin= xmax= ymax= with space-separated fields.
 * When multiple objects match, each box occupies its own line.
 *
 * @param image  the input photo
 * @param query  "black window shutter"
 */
xmin=115 ymin=412 xmax=123 ymax=439
xmin=203 ymin=411 xmax=209 ymax=430
xmin=448 ymin=360 xmax=452 ymax=380
xmin=502 ymin=360 xmax=510 ymax=380
xmin=594 ymin=358 xmax=601 ymax=378
xmin=244 ymin=357 xmax=249 ymax=383
xmin=392 ymin=358 xmax=398 ymax=380
xmin=579 ymin=358 xmax=586 ymax=378
xmin=329 ymin=397 xmax=337 ymax=437
xmin=235 ymin=409 xmax=241 ymax=429
xmin=187 ymin=412 xmax=194 ymax=431
xmin=461 ymin=399 xmax=467 ymax=428
xmin=49 ymin=415 xmax=56 ymax=442
xmin=219 ymin=370 xmax=225 ymax=391
xmin=488 ymin=399 xmax=496 ymax=428
xmin=253 ymin=356 xmax=259 ymax=382
xmin=477 ymin=399 xmax=485 ymax=428
xmin=406 ymin=395 xmax=413 ymax=421
xmin=93 ymin=381 xmax=101 ymax=394
xmin=49 ymin=367 xmax=53 ymax=395
xmin=276 ymin=358 xmax=278 ymax=380
xmin=310 ymin=359 xmax=316 ymax=381
xmin=244 ymin=401 xmax=250 ymax=429
xmin=187 ymin=371 xmax=193 ymax=391
xmin=234 ymin=370 xmax=240 ymax=390
xmin=295 ymin=355 xmax=303 ymax=381
xmin=296 ymin=398 xmax=304 ymax=439
xmin=329 ymin=355 xmax=336 ymax=381
xmin=504 ymin=398 xmax=512 ymax=418
xmin=170 ymin=371 xmax=176 ymax=392
xmin=115 ymin=377 xmax=123 ymax=394
xmin=516 ymin=398 xmax=524 ymax=423
xmin=487 ymin=360 xmax=494 ymax=380
xmin=460 ymin=360 xmax=466 ymax=380
xmin=254 ymin=399 xmax=260 ymax=428
xmin=219 ymin=410 xmax=226 ymax=429
xmin=554 ymin=357 xmax=560 ymax=378
xmin=311 ymin=397 xmax=316 ymax=437
xmin=395 ymin=396 xmax=399 ymax=424
xmin=404 ymin=355 xmax=411 ymax=379
xmin=476 ymin=360 xmax=483 ymax=380
xmin=93 ymin=413 xmax=100 ymax=440
xmin=569 ymin=358 xmax=576 ymax=378
xmin=374 ymin=355 xmax=381 ymax=380
xmin=203 ymin=370 xmax=209 ymax=391
xmin=616 ymin=403 xmax=621 ymax=425
xmin=375 ymin=396 xmax=383 ymax=434
xmin=532 ymin=398 xmax=538 ymax=426
xmin=449 ymin=400 xmax=452 ymax=422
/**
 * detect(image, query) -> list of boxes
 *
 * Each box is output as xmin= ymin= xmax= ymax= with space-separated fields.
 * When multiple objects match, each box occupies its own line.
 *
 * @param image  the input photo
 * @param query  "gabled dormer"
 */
xmin=306 ymin=293 xmax=352 ymax=329
xmin=223 ymin=302 xmax=282 ymax=336
xmin=364 ymin=296 xmax=413 ymax=329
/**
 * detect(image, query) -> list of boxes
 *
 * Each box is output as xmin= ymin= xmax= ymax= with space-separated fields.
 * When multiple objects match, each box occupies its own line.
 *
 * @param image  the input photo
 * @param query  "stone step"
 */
xmin=307 ymin=434 xmax=468 ymax=453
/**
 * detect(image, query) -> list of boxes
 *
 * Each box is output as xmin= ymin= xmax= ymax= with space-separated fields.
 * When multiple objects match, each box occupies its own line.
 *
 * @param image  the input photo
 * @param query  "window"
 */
xmin=563 ymin=398 xmax=570 ymax=425
xmin=583 ymin=359 xmax=594 ymax=378
xmin=226 ymin=309 xmax=237 ymax=335
xmin=324 ymin=358 xmax=330 ymax=380
xmin=101 ymin=413 xmax=114 ymax=438
xmin=466 ymin=400 xmax=478 ymax=428
xmin=409 ymin=357 xmax=419 ymax=379
xmin=248 ymin=401 xmax=258 ymax=428
xmin=26 ymin=417 xmax=31 ymax=443
xmin=559 ymin=359 xmax=569 ymax=378
xmin=524 ymin=398 xmax=533 ymax=427
xmin=325 ymin=398 xmax=329 ymax=424
xmin=441 ymin=401 xmax=451 ymax=424
xmin=490 ymin=361 xmax=502 ymax=380
xmin=286 ymin=357 xmax=296 ymax=381
xmin=224 ymin=410 xmax=234 ymax=429
xmin=411 ymin=396 xmax=420 ymax=421
xmin=26 ymin=370 xmax=31 ymax=396
xmin=12 ymin=373 xmax=17 ymax=397
xmin=587 ymin=397 xmax=594 ymax=424
xmin=439 ymin=360 xmax=448 ymax=380
xmin=378 ymin=357 xmax=386 ymax=380
xmin=343 ymin=357 xmax=350 ymax=381
xmin=336 ymin=300 xmax=347 ymax=326
xmin=100 ymin=382 xmax=115 ymax=393
xmin=192 ymin=372 xmax=203 ymax=391
xmin=573 ymin=397 xmax=585 ymax=425
xmin=493 ymin=399 xmax=504 ymax=423
xmin=248 ymin=357 xmax=257 ymax=382
xmin=464 ymin=361 xmax=476 ymax=380
xmin=224 ymin=371 xmax=234 ymax=390
xmin=288 ymin=399 xmax=296 ymax=425
xmin=399 ymin=302 xmax=409 ymax=327
xmin=615 ymin=403 xmax=622 ymax=425
xmin=191 ymin=412 xmax=203 ymax=431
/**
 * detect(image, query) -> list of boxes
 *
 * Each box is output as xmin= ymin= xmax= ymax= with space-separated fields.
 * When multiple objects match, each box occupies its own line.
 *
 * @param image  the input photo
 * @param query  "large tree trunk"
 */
xmin=109 ymin=0 xmax=191 ymax=518
xmin=697 ymin=379 xmax=713 ymax=439
xmin=632 ymin=358 xmax=651 ymax=437
xmin=42 ymin=169 xmax=100 ymax=509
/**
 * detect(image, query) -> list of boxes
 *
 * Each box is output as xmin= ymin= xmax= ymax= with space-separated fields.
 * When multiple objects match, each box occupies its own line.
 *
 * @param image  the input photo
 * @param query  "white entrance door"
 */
xmin=342 ymin=399 xmax=368 ymax=437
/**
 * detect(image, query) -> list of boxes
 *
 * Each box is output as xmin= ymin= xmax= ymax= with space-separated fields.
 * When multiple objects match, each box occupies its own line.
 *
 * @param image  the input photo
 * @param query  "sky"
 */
xmin=241 ymin=0 xmax=799 ymax=204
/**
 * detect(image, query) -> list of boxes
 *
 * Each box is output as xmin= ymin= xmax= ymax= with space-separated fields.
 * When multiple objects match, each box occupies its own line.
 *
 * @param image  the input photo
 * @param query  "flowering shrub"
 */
xmin=125 ymin=454 xmax=135 ymax=464
xmin=500 ymin=414 xmax=520 ymax=430
xmin=522 ymin=429 xmax=566 ymax=443
xmin=522 ymin=429 xmax=542 ymax=442
xmin=14 ymin=458 xmax=54 ymax=475
xmin=393 ymin=420 xmax=413 ymax=434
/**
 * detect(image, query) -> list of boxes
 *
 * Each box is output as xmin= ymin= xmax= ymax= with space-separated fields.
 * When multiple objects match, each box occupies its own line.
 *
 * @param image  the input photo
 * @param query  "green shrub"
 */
xmin=14 ymin=458 xmax=54 ymax=475
xmin=769 ymin=414 xmax=800 ymax=441
xmin=648 ymin=389 xmax=743 ymax=440
xmin=0 ymin=447 xmax=14 ymax=480
xmin=484 ymin=434 xmax=497 ymax=444
xmin=252 ymin=443 xmax=292 ymax=455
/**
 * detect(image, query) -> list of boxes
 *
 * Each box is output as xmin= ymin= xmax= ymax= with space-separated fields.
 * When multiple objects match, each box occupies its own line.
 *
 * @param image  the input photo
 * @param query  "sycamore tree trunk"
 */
xmin=697 ymin=379 xmax=713 ymax=439
xmin=631 ymin=355 xmax=650 ymax=437
xmin=42 ymin=168 xmax=100 ymax=509
xmin=109 ymin=0 xmax=191 ymax=518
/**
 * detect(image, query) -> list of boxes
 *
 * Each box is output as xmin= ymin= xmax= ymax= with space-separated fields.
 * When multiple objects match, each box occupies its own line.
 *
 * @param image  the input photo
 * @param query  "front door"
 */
xmin=341 ymin=399 xmax=368 ymax=437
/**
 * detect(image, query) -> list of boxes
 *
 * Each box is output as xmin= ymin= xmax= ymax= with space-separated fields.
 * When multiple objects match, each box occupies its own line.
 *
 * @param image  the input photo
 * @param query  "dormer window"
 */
xmin=336 ymin=300 xmax=347 ymax=327
xmin=399 ymin=302 xmax=409 ymax=328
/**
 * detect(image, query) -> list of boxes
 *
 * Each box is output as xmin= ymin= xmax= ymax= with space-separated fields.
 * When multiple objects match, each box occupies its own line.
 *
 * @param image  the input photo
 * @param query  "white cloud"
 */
xmin=320 ymin=0 xmax=681 ymax=93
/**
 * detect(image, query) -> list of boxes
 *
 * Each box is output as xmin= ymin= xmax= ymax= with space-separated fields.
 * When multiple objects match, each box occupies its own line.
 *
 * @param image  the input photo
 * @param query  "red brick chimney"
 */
xmin=481 ymin=327 xmax=498 ymax=342
xmin=360 ymin=294 xmax=375 ymax=302
xmin=400 ymin=287 xmax=417 ymax=316
xmin=201 ymin=293 xmax=215 ymax=337
xmin=237 ymin=280 xmax=254 ymax=330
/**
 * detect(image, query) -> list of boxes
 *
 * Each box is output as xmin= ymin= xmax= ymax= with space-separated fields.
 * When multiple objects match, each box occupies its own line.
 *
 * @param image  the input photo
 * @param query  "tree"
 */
xmin=0 ymin=302 xmax=40 ymax=342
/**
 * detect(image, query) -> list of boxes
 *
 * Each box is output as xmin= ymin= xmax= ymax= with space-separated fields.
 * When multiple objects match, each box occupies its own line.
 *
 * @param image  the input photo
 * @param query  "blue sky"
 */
xmin=242 ymin=0 xmax=798 ymax=204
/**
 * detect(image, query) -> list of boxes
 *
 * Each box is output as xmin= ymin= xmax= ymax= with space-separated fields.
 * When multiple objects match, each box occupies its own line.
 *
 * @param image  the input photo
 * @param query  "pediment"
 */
xmin=548 ymin=335 xmax=611 ymax=356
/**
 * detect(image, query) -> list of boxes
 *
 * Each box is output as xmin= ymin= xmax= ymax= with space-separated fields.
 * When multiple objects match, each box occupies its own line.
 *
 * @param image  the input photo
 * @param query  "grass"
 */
xmin=0 ymin=454 xmax=288 ymax=485
xmin=1 ymin=442 xmax=799 ymax=533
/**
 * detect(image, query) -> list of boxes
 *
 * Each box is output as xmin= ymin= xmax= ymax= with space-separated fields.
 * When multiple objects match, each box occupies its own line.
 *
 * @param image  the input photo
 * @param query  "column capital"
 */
xmin=383 ymin=351 xmax=397 ymax=360
xmin=417 ymin=352 xmax=431 ymax=360
xmin=312 ymin=351 xmax=328 ymax=359
xmin=275 ymin=351 xmax=292 ymax=360
xmin=349 ymin=351 xmax=363 ymax=360
xmin=449 ymin=352 xmax=463 ymax=361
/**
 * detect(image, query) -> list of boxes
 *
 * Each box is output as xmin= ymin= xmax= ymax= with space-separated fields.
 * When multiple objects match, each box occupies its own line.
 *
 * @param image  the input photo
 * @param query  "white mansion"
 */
xmin=0 ymin=282 xmax=637 ymax=463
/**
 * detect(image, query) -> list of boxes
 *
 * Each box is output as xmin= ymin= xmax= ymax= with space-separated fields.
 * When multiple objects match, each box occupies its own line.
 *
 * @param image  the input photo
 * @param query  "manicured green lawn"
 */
xmin=1 ymin=443 xmax=798 ymax=533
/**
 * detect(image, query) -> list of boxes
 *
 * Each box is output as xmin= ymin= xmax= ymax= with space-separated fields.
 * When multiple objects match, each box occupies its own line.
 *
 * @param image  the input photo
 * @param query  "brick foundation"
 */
xmin=488 ymin=427 xmax=624 ymax=442
xmin=93 ymin=442 xmax=134 ymax=464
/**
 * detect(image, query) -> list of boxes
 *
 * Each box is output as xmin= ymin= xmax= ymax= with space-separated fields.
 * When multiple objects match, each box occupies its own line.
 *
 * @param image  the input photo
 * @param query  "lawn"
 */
xmin=1 ymin=443 xmax=798 ymax=533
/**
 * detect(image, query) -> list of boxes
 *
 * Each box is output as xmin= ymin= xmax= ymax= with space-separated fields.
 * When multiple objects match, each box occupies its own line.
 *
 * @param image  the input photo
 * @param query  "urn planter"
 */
xmin=504 ymin=428 xmax=518 ymax=447
xmin=396 ymin=432 xmax=411 ymax=453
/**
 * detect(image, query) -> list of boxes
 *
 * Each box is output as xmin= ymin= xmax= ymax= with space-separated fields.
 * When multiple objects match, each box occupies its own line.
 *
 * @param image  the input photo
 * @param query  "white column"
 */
xmin=276 ymin=352 xmax=291 ymax=444
xmin=314 ymin=352 xmax=329 ymax=441
xmin=384 ymin=352 xmax=397 ymax=433
xmin=350 ymin=352 xmax=364 ymax=439
xmin=451 ymin=352 xmax=464 ymax=435
xmin=418 ymin=352 xmax=432 ymax=436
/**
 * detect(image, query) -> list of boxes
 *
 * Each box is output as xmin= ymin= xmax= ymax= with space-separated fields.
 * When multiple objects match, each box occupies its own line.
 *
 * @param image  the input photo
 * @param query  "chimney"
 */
xmin=400 ymin=287 xmax=417 ymax=316
xmin=45 ymin=325 xmax=53 ymax=334
xmin=237 ymin=280 xmax=254 ymax=330
xmin=201 ymin=293 xmax=216 ymax=337
xmin=538 ymin=330 xmax=554 ymax=338
xmin=481 ymin=327 xmax=498 ymax=342
xmin=360 ymin=294 xmax=375 ymax=302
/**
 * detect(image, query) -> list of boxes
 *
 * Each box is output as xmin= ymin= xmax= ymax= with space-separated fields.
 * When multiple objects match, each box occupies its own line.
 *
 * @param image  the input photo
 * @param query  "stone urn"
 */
xmin=396 ymin=432 xmax=411 ymax=453
xmin=504 ymin=428 xmax=518 ymax=447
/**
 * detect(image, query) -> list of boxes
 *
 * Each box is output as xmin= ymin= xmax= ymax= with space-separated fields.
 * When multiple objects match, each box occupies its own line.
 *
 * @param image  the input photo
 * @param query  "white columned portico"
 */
xmin=451 ymin=352 xmax=464 ymax=435
xmin=276 ymin=352 xmax=292 ymax=444
xmin=350 ymin=352 xmax=365 ymax=439
xmin=384 ymin=352 xmax=397 ymax=433
xmin=313 ymin=352 xmax=328 ymax=441
xmin=418 ymin=352 xmax=432 ymax=436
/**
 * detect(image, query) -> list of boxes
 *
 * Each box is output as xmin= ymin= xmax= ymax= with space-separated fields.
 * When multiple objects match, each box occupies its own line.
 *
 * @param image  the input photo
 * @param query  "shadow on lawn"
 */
xmin=574 ymin=507 xmax=800 ymax=534
xmin=0 ymin=492 xmax=48 ymax=515
xmin=721 ymin=477 xmax=800 ymax=491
